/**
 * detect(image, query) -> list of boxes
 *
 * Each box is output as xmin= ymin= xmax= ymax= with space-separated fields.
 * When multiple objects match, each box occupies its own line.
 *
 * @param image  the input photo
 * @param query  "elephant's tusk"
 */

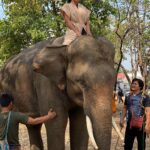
xmin=86 ymin=116 xmax=98 ymax=149
xmin=112 ymin=117 xmax=124 ymax=141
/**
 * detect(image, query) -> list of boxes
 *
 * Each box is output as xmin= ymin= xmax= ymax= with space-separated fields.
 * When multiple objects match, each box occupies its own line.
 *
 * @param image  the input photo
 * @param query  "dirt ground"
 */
xmin=19 ymin=102 xmax=150 ymax=150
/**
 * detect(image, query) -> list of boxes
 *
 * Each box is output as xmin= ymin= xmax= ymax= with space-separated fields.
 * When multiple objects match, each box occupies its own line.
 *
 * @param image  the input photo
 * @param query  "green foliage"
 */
xmin=82 ymin=0 xmax=116 ymax=37
xmin=0 ymin=0 xmax=115 ymax=65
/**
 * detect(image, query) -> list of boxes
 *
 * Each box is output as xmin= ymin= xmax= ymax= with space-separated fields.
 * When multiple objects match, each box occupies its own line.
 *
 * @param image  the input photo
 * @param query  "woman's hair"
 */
xmin=67 ymin=0 xmax=71 ymax=3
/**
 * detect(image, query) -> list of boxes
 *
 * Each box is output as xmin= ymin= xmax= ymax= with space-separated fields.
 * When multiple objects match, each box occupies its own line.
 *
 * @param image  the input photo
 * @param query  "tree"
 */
xmin=110 ymin=0 xmax=135 ymax=89
xmin=109 ymin=0 xmax=150 ymax=90
xmin=125 ymin=0 xmax=150 ymax=91
xmin=0 ymin=0 xmax=115 ymax=66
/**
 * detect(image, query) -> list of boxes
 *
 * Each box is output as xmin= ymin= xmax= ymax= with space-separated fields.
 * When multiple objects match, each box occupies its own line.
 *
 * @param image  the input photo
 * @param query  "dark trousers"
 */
xmin=9 ymin=145 xmax=21 ymax=150
xmin=124 ymin=123 xmax=146 ymax=150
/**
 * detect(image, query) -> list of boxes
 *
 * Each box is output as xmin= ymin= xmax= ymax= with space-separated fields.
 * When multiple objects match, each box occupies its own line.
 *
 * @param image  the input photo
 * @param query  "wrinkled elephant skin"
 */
xmin=0 ymin=36 xmax=115 ymax=150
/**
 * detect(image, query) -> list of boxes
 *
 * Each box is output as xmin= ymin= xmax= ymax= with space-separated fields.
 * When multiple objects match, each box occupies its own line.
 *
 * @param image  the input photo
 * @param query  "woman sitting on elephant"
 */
xmin=60 ymin=0 xmax=92 ymax=45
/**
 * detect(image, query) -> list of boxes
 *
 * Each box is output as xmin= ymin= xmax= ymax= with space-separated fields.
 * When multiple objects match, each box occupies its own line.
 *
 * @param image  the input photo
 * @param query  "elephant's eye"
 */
xmin=75 ymin=78 xmax=89 ymax=90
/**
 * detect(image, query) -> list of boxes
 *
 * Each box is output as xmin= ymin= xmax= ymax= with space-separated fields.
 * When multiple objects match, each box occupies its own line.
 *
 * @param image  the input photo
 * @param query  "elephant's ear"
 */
xmin=32 ymin=43 xmax=68 ymax=88
xmin=42 ymin=45 xmax=67 ymax=91
xmin=96 ymin=37 xmax=115 ymax=64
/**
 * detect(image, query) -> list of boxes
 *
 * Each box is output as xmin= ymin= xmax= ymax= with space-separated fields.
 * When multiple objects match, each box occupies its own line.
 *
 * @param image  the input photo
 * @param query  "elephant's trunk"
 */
xmin=84 ymin=87 xmax=113 ymax=150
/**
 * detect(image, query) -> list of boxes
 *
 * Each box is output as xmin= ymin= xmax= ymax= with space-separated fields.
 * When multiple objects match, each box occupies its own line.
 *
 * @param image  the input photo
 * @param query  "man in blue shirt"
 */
xmin=120 ymin=78 xmax=150 ymax=150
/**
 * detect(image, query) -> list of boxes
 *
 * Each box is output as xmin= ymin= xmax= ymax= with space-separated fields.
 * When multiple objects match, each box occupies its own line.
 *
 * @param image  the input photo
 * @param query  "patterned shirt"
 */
xmin=124 ymin=93 xmax=150 ymax=122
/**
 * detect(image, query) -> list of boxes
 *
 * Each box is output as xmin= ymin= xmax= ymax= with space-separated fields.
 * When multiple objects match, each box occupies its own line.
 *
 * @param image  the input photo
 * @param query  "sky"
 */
xmin=122 ymin=54 xmax=131 ymax=71
xmin=0 ymin=4 xmax=131 ymax=70
xmin=0 ymin=3 xmax=5 ymax=19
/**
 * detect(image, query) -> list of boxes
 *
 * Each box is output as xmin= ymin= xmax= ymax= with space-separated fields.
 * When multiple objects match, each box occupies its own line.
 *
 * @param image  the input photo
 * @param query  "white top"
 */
xmin=61 ymin=3 xmax=91 ymax=45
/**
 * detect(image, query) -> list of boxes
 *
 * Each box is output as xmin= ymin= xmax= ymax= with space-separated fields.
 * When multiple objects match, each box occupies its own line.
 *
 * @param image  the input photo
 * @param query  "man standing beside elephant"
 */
xmin=0 ymin=93 xmax=56 ymax=150
xmin=120 ymin=78 xmax=150 ymax=150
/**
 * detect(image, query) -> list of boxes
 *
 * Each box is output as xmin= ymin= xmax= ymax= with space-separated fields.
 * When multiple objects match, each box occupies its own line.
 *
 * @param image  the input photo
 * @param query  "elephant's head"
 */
xmin=32 ymin=36 xmax=115 ymax=149
xmin=67 ymin=36 xmax=115 ymax=149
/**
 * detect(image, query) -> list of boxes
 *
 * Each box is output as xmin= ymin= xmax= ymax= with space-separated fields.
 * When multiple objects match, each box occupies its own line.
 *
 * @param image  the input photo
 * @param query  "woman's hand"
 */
xmin=75 ymin=30 xmax=81 ymax=37
xmin=62 ymin=12 xmax=81 ymax=37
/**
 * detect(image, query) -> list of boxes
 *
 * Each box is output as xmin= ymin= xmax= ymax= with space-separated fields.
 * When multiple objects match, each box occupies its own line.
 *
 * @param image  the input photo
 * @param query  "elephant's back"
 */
xmin=2 ymin=38 xmax=54 ymax=72
xmin=0 ymin=38 xmax=54 ymax=93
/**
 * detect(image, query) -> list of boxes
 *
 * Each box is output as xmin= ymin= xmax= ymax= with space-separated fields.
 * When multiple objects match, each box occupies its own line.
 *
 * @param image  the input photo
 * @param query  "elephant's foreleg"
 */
xmin=45 ymin=108 xmax=68 ymax=150
xmin=26 ymin=124 xmax=43 ymax=150
xmin=69 ymin=107 xmax=88 ymax=150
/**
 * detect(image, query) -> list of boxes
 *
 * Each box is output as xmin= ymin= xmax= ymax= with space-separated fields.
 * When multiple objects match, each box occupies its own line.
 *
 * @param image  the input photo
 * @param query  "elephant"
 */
xmin=0 ymin=36 xmax=115 ymax=150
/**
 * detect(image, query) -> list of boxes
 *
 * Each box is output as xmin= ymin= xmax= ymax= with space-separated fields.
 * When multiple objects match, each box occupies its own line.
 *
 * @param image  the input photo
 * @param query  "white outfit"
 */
xmin=61 ymin=3 xmax=91 ymax=45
